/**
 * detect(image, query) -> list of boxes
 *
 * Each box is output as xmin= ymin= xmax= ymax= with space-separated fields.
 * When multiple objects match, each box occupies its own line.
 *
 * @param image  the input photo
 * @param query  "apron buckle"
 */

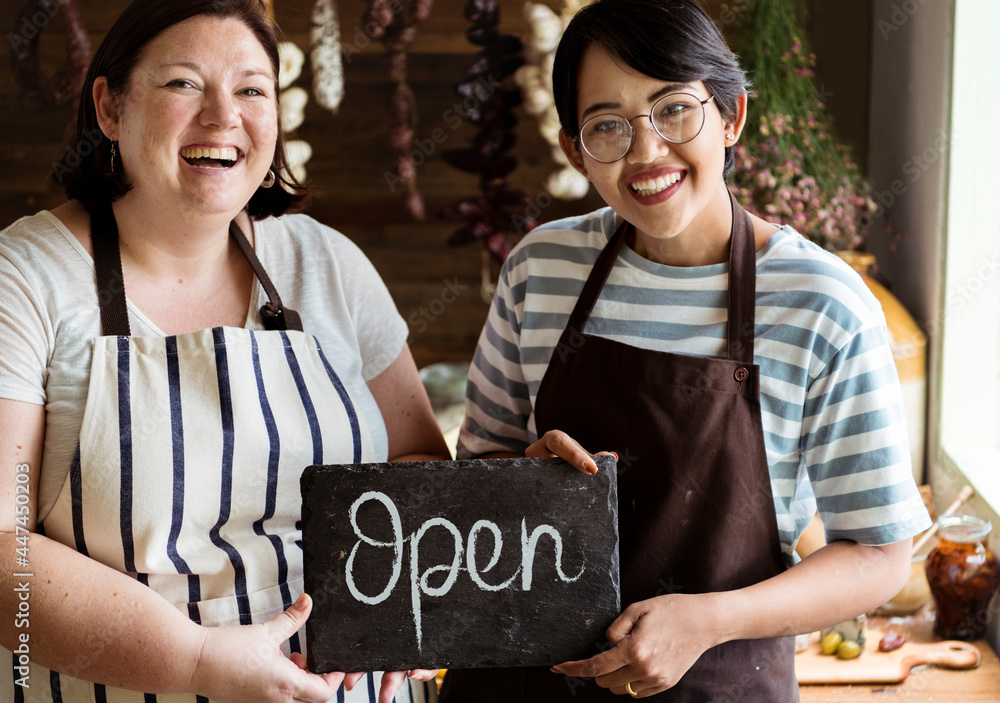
xmin=260 ymin=302 xmax=284 ymax=331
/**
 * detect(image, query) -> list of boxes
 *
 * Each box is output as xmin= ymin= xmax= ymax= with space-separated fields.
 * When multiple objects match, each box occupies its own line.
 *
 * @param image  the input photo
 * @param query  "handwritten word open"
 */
xmin=344 ymin=491 xmax=585 ymax=650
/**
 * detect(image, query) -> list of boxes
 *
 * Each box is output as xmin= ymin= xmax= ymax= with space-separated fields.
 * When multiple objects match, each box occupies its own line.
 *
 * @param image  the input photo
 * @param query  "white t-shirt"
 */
xmin=0 ymin=210 xmax=408 ymax=519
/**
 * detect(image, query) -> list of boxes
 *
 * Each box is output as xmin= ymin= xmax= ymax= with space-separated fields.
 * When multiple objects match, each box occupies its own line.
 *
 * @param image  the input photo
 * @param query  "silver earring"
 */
xmin=111 ymin=141 xmax=117 ymax=173
xmin=261 ymin=169 xmax=276 ymax=189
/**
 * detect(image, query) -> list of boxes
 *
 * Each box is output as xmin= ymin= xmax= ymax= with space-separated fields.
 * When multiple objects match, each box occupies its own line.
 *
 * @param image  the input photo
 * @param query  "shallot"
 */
xmin=10 ymin=0 xmax=92 ymax=106
xmin=441 ymin=0 xmax=534 ymax=273
xmin=364 ymin=0 xmax=434 ymax=220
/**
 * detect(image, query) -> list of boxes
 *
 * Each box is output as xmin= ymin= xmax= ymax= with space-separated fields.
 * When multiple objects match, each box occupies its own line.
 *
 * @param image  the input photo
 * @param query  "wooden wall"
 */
xmin=0 ymin=0 xmax=870 ymax=368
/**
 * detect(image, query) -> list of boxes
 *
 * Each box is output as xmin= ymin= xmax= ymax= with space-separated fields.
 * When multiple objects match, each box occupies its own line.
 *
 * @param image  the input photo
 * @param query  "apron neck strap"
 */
xmin=565 ymin=190 xmax=757 ymax=364
xmin=726 ymin=189 xmax=756 ymax=365
xmin=90 ymin=203 xmax=302 ymax=336
xmin=229 ymin=220 xmax=302 ymax=332
xmin=90 ymin=200 xmax=131 ymax=337
xmin=563 ymin=218 xmax=631 ymax=335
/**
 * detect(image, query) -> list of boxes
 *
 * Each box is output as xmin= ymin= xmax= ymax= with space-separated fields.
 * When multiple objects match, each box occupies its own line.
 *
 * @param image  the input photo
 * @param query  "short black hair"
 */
xmin=552 ymin=0 xmax=749 ymax=179
xmin=58 ymin=0 xmax=307 ymax=218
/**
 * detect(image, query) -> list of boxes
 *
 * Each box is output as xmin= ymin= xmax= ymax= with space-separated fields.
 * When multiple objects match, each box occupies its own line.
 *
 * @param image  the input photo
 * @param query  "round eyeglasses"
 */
xmin=577 ymin=93 xmax=716 ymax=163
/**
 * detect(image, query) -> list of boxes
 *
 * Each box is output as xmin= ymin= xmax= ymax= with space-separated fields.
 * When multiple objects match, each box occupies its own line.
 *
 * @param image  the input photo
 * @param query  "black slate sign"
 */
xmin=301 ymin=456 xmax=620 ymax=673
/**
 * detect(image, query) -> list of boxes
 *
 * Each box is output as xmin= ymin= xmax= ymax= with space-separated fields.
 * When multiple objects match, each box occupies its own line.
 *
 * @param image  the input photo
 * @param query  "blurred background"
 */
xmin=1 ymin=0 xmax=875 ymax=368
xmin=5 ymin=0 xmax=999 ymax=662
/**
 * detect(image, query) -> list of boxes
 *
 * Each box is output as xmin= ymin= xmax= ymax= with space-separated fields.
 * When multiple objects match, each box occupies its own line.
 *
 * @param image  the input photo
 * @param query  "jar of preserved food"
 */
xmin=925 ymin=514 xmax=1000 ymax=640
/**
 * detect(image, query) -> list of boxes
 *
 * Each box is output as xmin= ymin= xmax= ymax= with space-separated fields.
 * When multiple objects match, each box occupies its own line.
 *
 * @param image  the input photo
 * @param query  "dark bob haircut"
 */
xmin=552 ymin=0 xmax=749 ymax=180
xmin=58 ymin=0 xmax=307 ymax=218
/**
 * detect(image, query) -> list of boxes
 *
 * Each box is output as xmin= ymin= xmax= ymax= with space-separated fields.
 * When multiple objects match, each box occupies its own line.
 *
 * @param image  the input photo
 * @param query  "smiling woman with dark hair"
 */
xmin=551 ymin=0 xmax=748 ymax=181
xmin=0 ymin=1 xmax=446 ymax=701
xmin=59 ymin=0 xmax=306 ymax=217
xmin=442 ymin=0 xmax=930 ymax=700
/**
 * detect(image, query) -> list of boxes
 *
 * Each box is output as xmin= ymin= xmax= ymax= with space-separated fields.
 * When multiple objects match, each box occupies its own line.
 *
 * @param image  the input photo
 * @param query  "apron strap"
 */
xmin=230 ymin=221 xmax=303 ymax=332
xmin=726 ymin=190 xmax=756 ymax=365
xmin=563 ymin=218 xmax=630 ymax=335
xmin=90 ymin=205 xmax=303 ymax=335
xmin=91 ymin=201 xmax=132 ymax=337
xmin=561 ymin=191 xmax=757 ymax=364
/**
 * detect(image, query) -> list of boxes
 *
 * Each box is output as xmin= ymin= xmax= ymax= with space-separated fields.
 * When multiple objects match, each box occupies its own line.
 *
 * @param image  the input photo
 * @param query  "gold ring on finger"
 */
xmin=625 ymin=681 xmax=638 ymax=698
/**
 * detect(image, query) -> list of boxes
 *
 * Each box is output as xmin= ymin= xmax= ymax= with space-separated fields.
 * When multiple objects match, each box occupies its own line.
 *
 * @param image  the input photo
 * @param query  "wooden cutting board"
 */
xmin=795 ymin=630 xmax=981 ymax=684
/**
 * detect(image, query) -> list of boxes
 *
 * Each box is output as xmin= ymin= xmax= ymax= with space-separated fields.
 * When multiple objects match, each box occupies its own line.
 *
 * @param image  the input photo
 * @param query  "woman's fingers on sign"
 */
xmin=526 ymin=430 xmax=607 ymax=474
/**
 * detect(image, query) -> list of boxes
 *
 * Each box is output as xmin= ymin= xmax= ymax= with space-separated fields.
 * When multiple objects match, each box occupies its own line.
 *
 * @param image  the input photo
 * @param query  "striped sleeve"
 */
xmin=455 ymin=209 xmax=930 ymax=556
xmin=802 ymin=309 xmax=931 ymax=545
xmin=457 ymin=260 xmax=534 ymax=457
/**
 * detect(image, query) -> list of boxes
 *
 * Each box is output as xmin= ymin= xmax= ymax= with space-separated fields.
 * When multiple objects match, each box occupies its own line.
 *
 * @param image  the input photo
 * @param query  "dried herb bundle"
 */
xmin=441 ymin=0 xmax=533 ymax=264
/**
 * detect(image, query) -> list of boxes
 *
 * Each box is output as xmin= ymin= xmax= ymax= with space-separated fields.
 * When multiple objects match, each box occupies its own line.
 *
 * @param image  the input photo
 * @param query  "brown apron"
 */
xmin=441 ymin=194 xmax=797 ymax=701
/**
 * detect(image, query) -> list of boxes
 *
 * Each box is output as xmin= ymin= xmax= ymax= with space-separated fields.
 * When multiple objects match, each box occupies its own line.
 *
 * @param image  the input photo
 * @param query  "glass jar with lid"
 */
xmin=924 ymin=514 xmax=1000 ymax=640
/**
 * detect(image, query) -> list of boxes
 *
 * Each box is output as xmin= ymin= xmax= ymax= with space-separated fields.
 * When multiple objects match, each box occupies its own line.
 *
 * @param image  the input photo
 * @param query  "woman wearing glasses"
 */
xmin=442 ymin=0 xmax=929 ymax=700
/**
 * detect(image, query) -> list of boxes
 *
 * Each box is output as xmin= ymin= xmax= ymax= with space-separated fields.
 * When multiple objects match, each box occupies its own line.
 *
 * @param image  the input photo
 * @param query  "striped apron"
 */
xmin=6 ymin=209 xmax=436 ymax=703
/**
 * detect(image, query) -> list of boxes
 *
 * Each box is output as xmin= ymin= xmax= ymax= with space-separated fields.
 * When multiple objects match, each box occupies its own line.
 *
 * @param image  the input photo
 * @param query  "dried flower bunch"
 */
xmin=364 ymin=0 xmax=434 ymax=220
xmin=441 ymin=0 xmax=533 ymax=264
xmin=11 ymin=0 xmax=91 ymax=106
xmin=726 ymin=0 xmax=881 ymax=252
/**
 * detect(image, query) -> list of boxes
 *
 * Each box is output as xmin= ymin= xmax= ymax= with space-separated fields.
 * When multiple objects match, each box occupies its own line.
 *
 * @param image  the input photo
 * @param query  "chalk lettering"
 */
xmin=467 ymin=520 xmax=520 ymax=591
xmin=344 ymin=491 xmax=402 ymax=605
xmin=409 ymin=517 xmax=462 ymax=650
xmin=344 ymin=491 xmax=586 ymax=650
xmin=521 ymin=520 xmax=585 ymax=591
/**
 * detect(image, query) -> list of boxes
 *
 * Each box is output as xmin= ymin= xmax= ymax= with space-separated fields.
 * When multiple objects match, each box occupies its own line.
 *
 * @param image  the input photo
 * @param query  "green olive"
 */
xmin=820 ymin=631 xmax=843 ymax=655
xmin=837 ymin=640 xmax=862 ymax=660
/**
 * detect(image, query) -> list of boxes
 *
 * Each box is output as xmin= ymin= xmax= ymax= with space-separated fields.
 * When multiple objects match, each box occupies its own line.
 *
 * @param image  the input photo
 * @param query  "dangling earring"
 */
xmin=110 ymin=141 xmax=117 ymax=174
xmin=261 ymin=169 xmax=276 ymax=189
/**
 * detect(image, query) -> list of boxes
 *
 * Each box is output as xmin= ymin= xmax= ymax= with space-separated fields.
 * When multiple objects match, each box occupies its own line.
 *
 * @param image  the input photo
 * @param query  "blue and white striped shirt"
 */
xmin=458 ymin=207 xmax=930 ymax=565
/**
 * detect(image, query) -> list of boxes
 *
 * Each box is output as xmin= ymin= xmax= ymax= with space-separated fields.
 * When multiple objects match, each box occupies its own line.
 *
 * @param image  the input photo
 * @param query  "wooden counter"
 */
xmin=799 ymin=607 xmax=1000 ymax=702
